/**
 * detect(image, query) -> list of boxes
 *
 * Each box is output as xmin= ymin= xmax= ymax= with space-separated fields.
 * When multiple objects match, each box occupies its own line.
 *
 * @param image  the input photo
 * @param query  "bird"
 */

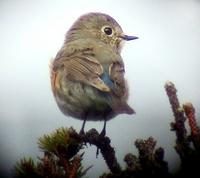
xmin=50 ymin=12 xmax=138 ymax=136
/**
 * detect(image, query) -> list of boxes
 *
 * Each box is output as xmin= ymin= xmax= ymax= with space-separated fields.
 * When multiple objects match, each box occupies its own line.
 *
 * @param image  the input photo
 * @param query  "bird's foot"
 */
xmin=79 ymin=128 xmax=85 ymax=135
xmin=96 ymin=128 xmax=106 ymax=158
xmin=79 ymin=129 xmax=88 ymax=147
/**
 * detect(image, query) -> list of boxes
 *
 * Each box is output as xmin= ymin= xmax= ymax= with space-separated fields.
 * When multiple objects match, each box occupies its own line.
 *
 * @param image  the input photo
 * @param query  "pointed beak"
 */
xmin=120 ymin=35 xmax=138 ymax=41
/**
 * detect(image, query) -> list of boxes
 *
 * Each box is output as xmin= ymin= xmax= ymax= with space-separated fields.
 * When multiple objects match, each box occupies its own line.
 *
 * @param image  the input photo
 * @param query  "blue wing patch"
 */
xmin=101 ymin=73 xmax=114 ymax=89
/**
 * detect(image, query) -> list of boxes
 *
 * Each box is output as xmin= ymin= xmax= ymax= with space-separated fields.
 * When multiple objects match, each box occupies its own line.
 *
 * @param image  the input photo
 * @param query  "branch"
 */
xmin=183 ymin=102 xmax=200 ymax=151
xmin=164 ymin=81 xmax=191 ymax=161
xmin=81 ymin=129 xmax=121 ymax=174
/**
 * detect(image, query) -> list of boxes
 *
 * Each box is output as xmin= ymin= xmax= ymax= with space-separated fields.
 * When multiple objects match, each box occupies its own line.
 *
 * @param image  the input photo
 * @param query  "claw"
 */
xmin=79 ymin=129 xmax=85 ymax=135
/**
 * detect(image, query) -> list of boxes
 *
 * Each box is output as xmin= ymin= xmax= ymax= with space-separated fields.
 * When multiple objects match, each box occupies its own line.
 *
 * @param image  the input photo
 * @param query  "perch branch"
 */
xmin=81 ymin=129 xmax=121 ymax=174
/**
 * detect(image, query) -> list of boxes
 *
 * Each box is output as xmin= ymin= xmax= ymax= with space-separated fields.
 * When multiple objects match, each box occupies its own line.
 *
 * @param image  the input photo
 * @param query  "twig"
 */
xmin=183 ymin=102 xmax=199 ymax=135
xmin=50 ymin=127 xmax=121 ymax=174
xmin=135 ymin=137 xmax=169 ymax=177
xmin=82 ymin=129 xmax=121 ymax=174
xmin=164 ymin=81 xmax=190 ymax=161
xmin=183 ymin=102 xmax=200 ymax=151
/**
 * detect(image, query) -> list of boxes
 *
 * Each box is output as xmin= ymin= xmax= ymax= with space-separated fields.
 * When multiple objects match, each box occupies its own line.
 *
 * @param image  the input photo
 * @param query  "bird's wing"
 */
xmin=53 ymin=56 xmax=111 ymax=92
xmin=109 ymin=61 xmax=127 ymax=97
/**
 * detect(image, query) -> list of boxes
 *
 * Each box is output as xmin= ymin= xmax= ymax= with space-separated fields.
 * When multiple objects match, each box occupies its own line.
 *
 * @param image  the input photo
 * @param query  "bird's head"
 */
xmin=65 ymin=12 xmax=138 ymax=52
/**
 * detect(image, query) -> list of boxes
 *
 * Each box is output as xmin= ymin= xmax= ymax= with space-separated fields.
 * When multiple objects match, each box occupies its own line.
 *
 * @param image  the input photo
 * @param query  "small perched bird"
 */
xmin=50 ymin=12 xmax=138 ymax=135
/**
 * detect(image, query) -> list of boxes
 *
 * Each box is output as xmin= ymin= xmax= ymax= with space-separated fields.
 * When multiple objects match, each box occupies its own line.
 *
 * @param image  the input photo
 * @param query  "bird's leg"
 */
xmin=79 ymin=117 xmax=87 ymax=135
xmin=100 ymin=120 xmax=107 ymax=137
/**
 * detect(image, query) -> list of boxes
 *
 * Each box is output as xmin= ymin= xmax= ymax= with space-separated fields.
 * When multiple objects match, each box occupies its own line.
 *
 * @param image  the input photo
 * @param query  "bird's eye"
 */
xmin=102 ymin=26 xmax=113 ymax=36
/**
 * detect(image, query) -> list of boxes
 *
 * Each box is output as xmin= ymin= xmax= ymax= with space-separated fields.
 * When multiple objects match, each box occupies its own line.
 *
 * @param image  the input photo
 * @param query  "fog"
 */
xmin=0 ymin=0 xmax=200 ymax=177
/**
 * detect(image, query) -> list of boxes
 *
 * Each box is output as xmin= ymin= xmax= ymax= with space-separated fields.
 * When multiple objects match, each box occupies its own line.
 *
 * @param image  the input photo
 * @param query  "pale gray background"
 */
xmin=0 ymin=0 xmax=200 ymax=177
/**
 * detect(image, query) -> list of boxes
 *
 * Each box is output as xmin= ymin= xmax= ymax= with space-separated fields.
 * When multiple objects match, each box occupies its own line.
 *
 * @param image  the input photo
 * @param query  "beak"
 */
xmin=120 ymin=35 xmax=138 ymax=41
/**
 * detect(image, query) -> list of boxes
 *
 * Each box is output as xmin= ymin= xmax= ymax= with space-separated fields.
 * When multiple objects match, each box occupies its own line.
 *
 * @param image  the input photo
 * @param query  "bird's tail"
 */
xmin=116 ymin=103 xmax=136 ymax=115
xmin=123 ymin=104 xmax=136 ymax=114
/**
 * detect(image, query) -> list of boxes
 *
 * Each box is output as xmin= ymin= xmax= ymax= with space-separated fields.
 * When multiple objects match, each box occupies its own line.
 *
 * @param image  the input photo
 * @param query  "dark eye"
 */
xmin=103 ymin=27 xmax=113 ymax=36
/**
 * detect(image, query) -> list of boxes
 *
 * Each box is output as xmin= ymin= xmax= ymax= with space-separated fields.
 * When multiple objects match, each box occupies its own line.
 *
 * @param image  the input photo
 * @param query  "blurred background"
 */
xmin=0 ymin=0 xmax=200 ymax=177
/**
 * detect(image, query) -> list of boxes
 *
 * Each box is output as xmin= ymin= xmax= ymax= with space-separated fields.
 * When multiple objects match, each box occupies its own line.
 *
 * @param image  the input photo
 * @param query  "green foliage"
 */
xmin=14 ymin=127 xmax=86 ymax=178
xmin=38 ymin=127 xmax=70 ymax=152
xmin=14 ymin=158 xmax=38 ymax=178
xmin=38 ymin=127 xmax=82 ymax=159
